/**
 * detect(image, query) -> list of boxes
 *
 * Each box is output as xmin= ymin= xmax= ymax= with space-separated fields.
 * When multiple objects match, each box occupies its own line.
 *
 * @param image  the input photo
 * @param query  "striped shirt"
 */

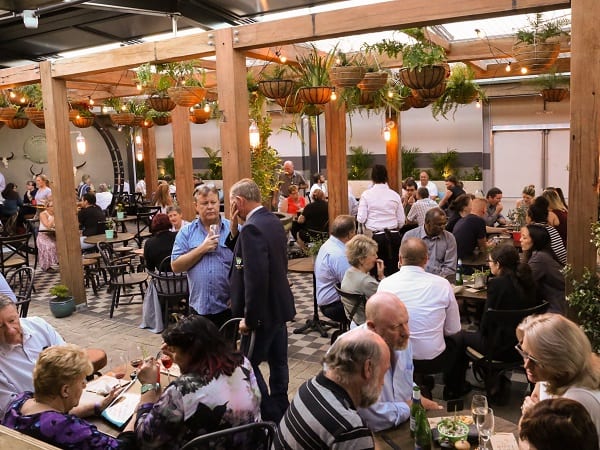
xmin=407 ymin=198 xmax=439 ymax=226
xmin=275 ymin=372 xmax=374 ymax=449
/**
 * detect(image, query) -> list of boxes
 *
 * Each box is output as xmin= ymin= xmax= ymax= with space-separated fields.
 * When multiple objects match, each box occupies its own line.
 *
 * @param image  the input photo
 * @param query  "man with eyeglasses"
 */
xmin=171 ymin=184 xmax=235 ymax=328
xmin=402 ymin=207 xmax=457 ymax=281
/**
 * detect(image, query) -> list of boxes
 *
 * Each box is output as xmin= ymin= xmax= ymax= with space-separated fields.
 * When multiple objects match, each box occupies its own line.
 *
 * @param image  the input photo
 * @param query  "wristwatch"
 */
xmin=140 ymin=383 xmax=160 ymax=394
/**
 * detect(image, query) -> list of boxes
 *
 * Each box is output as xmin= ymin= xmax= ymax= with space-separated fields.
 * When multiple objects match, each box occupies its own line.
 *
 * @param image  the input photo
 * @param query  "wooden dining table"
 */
xmin=83 ymin=232 xmax=135 ymax=246
xmin=374 ymin=409 xmax=518 ymax=449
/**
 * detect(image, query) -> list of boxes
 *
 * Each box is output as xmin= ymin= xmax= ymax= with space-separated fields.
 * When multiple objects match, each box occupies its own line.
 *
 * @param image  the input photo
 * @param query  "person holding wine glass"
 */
xmin=133 ymin=316 xmax=261 ymax=449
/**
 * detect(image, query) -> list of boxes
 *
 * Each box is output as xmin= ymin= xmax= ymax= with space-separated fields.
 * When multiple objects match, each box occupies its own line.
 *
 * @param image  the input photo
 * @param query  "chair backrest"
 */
xmin=180 ymin=421 xmax=276 ymax=450
xmin=483 ymin=301 xmax=549 ymax=361
xmin=7 ymin=267 xmax=35 ymax=317
xmin=219 ymin=318 xmax=256 ymax=360
xmin=334 ymin=284 xmax=366 ymax=323
xmin=158 ymin=255 xmax=172 ymax=273
xmin=148 ymin=269 xmax=189 ymax=299
xmin=0 ymin=233 xmax=31 ymax=275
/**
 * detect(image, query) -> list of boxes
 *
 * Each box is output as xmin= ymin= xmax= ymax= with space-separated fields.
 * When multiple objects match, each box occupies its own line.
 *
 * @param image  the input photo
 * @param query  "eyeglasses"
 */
xmin=515 ymin=343 xmax=543 ymax=366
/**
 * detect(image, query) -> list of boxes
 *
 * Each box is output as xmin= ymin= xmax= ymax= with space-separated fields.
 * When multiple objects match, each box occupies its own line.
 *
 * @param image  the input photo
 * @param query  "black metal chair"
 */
xmin=180 ymin=421 xmax=276 ymax=450
xmin=134 ymin=206 xmax=161 ymax=247
xmin=465 ymin=301 xmax=549 ymax=403
xmin=99 ymin=242 xmax=148 ymax=318
xmin=147 ymin=256 xmax=189 ymax=326
xmin=6 ymin=266 xmax=35 ymax=317
xmin=219 ymin=318 xmax=256 ymax=360
xmin=24 ymin=218 xmax=40 ymax=269
xmin=334 ymin=284 xmax=366 ymax=324
xmin=0 ymin=233 xmax=31 ymax=276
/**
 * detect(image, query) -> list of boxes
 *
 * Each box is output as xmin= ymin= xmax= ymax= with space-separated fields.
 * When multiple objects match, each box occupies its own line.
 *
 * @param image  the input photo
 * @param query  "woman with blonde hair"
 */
xmin=2 ymin=344 xmax=134 ymax=448
xmin=542 ymin=188 xmax=568 ymax=244
xmin=153 ymin=182 xmax=173 ymax=214
xmin=34 ymin=174 xmax=52 ymax=206
xmin=516 ymin=185 xmax=536 ymax=209
xmin=37 ymin=198 xmax=59 ymax=272
xmin=517 ymin=313 xmax=600 ymax=439
xmin=340 ymin=234 xmax=384 ymax=326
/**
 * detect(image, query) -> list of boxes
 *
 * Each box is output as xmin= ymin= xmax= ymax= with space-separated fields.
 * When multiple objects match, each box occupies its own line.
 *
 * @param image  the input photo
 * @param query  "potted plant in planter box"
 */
xmin=49 ymin=284 xmax=76 ymax=318
xmin=115 ymin=203 xmax=125 ymax=219
xmin=105 ymin=218 xmax=115 ymax=239
xmin=513 ymin=13 xmax=570 ymax=73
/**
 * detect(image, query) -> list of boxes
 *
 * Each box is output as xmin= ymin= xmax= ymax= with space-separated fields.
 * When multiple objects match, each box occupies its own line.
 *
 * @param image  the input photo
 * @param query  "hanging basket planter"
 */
xmin=513 ymin=41 xmax=560 ymax=73
xmin=329 ymin=66 xmax=367 ymax=88
xmin=71 ymin=115 xmax=95 ymax=128
xmin=399 ymin=65 xmax=446 ymax=90
xmin=31 ymin=118 xmax=46 ymax=129
xmin=146 ymin=96 xmax=176 ymax=112
xmin=110 ymin=113 xmax=136 ymax=126
xmin=167 ymin=86 xmax=207 ymax=107
xmin=24 ymin=107 xmax=45 ymax=122
xmin=275 ymin=95 xmax=304 ymax=113
xmin=0 ymin=107 xmax=17 ymax=121
xmin=131 ymin=115 xmax=146 ymax=127
xmin=303 ymin=104 xmax=324 ymax=116
xmin=152 ymin=115 xmax=172 ymax=126
xmin=415 ymin=81 xmax=447 ymax=101
xmin=405 ymin=91 xmax=431 ymax=109
xmin=297 ymin=86 xmax=332 ymax=105
xmin=359 ymin=90 xmax=376 ymax=106
xmin=257 ymin=80 xmax=295 ymax=99
xmin=189 ymin=108 xmax=211 ymax=124
xmin=205 ymin=90 xmax=218 ymax=102
xmin=5 ymin=117 xmax=29 ymax=129
xmin=357 ymin=72 xmax=388 ymax=92
xmin=541 ymin=88 xmax=568 ymax=102
xmin=454 ymin=91 xmax=479 ymax=105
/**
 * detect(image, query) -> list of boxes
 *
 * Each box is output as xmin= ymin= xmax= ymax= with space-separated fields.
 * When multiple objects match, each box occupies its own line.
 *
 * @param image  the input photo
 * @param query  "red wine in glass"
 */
xmin=160 ymin=355 xmax=173 ymax=369
xmin=130 ymin=358 xmax=143 ymax=369
xmin=113 ymin=371 xmax=126 ymax=379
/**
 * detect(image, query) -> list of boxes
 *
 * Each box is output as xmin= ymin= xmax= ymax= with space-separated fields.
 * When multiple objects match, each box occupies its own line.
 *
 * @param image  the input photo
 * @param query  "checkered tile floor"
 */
xmin=33 ymin=265 xmax=331 ymax=363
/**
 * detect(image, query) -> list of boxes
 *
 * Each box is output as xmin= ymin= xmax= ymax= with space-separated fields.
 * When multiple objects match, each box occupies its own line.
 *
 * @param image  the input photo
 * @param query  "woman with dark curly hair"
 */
xmin=134 ymin=316 xmax=261 ymax=449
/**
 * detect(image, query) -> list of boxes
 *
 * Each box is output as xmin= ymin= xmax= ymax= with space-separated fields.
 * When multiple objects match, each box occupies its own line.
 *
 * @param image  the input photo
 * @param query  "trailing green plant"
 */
xmin=146 ymin=109 xmax=171 ymax=119
xmin=291 ymin=43 xmax=337 ymax=87
xmin=531 ymin=69 xmax=570 ymax=90
xmin=103 ymin=97 xmax=123 ymax=112
xmin=18 ymin=84 xmax=43 ymax=108
xmin=135 ymin=63 xmax=176 ymax=97
xmin=258 ymin=63 xmax=291 ymax=81
xmin=126 ymin=99 xmax=148 ymax=116
xmin=401 ymin=146 xmax=420 ymax=179
xmin=49 ymin=284 xmax=71 ymax=299
xmin=348 ymin=145 xmax=374 ymax=180
xmin=461 ymin=165 xmax=482 ymax=181
xmin=305 ymin=233 xmax=328 ymax=257
xmin=400 ymin=28 xmax=447 ymax=70
xmin=430 ymin=148 xmax=459 ymax=179
xmin=431 ymin=63 xmax=486 ymax=120
xmin=161 ymin=155 xmax=175 ymax=179
xmin=203 ymin=146 xmax=222 ymax=180
xmin=515 ymin=13 xmax=570 ymax=45
xmin=562 ymin=265 xmax=600 ymax=352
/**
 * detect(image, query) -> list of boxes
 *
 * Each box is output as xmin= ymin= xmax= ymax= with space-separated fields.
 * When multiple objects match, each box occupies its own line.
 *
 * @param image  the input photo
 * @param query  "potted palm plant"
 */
xmin=431 ymin=63 xmax=486 ymax=120
xmin=49 ymin=284 xmax=76 ymax=318
xmin=513 ymin=13 xmax=570 ymax=73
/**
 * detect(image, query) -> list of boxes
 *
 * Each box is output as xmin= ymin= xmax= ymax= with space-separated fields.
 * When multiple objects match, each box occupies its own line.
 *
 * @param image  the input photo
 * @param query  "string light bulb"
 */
xmin=383 ymin=125 xmax=391 ymax=142
xmin=121 ymin=104 xmax=127 ymax=111
xmin=475 ymin=28 xmax=482 ymax=38
xmin=203 ymin=103 xmax=211 ymax=113
xmin=475 ymin=98 xmax=481 ymax=108
xmin=279 ymin=55 xmax=287 ymax=63
xmin=330 ymin=88 xmax=337 ymax=101
xmin=136 ymin=148 xmax=143 ymax=162
xmin=387 ymin=89 xmax=394 ymax=98
xmin=75 ymin=132 xmax=86 ymax=155
xmin=136 ymin=84 xmax=142 ymax=91
xmin=9 ymin=90 xmax=16 ymax=99
xmin=88 ymin=97 xmax=94 ymax=105
xmin=249 ymin=120 xmax=260 ymax=148
xmin=135 ymin=134 xmax=142 ymax=145
xmin=520 ymin=67 xmax=528 ymax=75
xmin=505 ymin=62 xmax=511 ymax=72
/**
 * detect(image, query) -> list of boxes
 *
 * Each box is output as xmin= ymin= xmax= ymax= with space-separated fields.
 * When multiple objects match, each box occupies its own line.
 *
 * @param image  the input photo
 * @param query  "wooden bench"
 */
xmin=0 ymin=425 xmax=60 ymax=449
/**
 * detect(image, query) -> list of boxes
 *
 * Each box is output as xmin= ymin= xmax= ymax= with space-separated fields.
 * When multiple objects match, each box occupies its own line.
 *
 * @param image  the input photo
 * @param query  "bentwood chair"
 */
xmin=0 ymin=233 xmax=31 ymax=276
xmin=148 ymin=256 xmax=189 ymax=326
xmin=180 ymin=421 xmax=276 ymax=450
xmin=465 ymin=301 xmax=549 ymax=404
xmin=219 ymin=318 xmax=256 ymax=360
xmin=134 ymin=206 xmax=161 ymax=247
xmin=6 ymin=266 xmax=35 ymax=317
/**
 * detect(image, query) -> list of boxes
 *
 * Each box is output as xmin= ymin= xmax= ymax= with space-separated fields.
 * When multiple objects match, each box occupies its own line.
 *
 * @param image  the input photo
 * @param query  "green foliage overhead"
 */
xmin=515 ymin=13 xmax=570 ymax=45
xmin=203 ymin=146 xmax=222 ymax=180
xmin=291 ymin=43 xmax=337 ymax=87
xmin=431 ymin=63 xmax=486 ymax=120
xmin=401 ymin=146 xmax=420 ymax=179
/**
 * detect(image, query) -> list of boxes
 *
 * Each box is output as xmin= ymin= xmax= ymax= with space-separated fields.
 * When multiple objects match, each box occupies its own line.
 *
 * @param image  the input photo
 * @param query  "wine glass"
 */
xmin=478 ymin=408 xmax=495 ymax=449
xmin=128 ymin=344 xmax=144 ymax=378
xmin=158 ymin=350 xmax=173 ymax=383
xmin=471 ymin=394 xmax=488 ymax=449
xmin=111 ymin=352 xmax=128 ymax=381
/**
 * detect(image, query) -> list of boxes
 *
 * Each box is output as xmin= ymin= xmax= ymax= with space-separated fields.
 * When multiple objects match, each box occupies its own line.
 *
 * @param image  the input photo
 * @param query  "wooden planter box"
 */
xmin=399 ymin=65 xmax=446 ymax=90
xmin=167 ymin=86 xmax=207 ymax=107
xmin=257 ymin=80 xmax=295 ymax=99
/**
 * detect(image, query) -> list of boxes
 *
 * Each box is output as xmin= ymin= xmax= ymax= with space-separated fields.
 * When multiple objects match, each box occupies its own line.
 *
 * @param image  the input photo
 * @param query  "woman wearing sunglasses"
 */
xmin=517 ymin=313 xmax=600 ymax=440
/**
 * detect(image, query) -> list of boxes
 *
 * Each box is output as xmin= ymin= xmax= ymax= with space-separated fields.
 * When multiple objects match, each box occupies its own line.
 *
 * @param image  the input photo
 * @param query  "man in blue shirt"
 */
xmin=358 ymin=291 xmax=441 ymax=432
xmin=315 ymin=214 xmax=355 ymax=323
xmin=171 ymin=184 xmax=236 ymax=328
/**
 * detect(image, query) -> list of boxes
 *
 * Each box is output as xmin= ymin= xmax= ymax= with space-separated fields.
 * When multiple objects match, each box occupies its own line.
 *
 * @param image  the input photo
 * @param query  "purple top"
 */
xmin=2 ymin=392 xmax=131 ymax=449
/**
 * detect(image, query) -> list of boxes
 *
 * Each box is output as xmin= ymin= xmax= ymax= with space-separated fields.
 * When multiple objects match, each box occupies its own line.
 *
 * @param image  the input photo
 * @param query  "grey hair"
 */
xmin=193 ymin=184 xmax=219 ymax=201
xmin=166 ymin=205 xmax=182 ymax=214
xmin=0 ymin=295 xmax=16 ymax=311
xmin=230 ymin=178 xmax=261 ymax=203
xmin=323 ymin=331 xmax=383 ymax=385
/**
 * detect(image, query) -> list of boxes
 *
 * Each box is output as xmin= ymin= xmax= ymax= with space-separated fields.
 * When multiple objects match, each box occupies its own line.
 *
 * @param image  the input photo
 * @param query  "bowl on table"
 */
xmin=437 ymin=418 xmax=470 ymax=444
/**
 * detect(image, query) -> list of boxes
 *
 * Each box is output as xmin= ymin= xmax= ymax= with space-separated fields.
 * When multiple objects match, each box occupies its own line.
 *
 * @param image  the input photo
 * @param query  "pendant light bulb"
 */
xmin=249 ymin=120 xmax=260 ymax=148
xmin=75 ymin=133 xmax=86 ymax=155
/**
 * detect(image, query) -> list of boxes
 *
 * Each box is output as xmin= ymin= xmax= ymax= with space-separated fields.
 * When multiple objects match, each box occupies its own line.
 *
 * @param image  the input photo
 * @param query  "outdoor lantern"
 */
xmin=383 ymin=125 xmax=391 ymax=142
xmin=249 ymin=120 xmax=260 ymax=148
xmin=136 ymin=148 xmax=143 ymax=161
xmin=75 ymin=132 xmax=86 ymax=155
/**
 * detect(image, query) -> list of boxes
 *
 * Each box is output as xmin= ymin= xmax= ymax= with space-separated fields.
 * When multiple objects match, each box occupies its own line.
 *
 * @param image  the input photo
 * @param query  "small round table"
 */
xmin=83 ymin=232 xmax=135 ymax=246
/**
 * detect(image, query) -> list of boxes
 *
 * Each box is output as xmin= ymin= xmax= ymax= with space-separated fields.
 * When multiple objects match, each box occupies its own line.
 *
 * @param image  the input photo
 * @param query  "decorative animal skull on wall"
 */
xmin=1 ymin=152 xmax=14 ymax=168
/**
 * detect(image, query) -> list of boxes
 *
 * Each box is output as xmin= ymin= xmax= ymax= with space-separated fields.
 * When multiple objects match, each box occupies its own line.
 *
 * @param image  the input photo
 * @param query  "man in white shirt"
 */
xmin=419 ymin=171 xmax=439 ymax=200
xmin=377 ymin=237 xmax=467 ymax=400
xmin=357 ymin=165 xmax=405 ymax=276
xmin=94 ymin=183 xmax=113 ymax=211
xmin=135 ymin=178 xmax=147 ymax=197
xmin=358 ymin=292 xmax=441 ymax=432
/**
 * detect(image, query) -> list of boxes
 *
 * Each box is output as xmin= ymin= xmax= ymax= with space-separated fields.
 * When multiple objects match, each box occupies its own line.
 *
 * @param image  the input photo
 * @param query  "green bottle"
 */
xmin=409 ymin=386 xmax=423 ymax=438
xmin=455 ymin=258 xmax=464 ymax=285
xmin=414 ymin=407 xmax=432 ymax=450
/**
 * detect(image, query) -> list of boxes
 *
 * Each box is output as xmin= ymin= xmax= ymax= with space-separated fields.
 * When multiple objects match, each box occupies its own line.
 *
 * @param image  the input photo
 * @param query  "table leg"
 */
xmin=293 ymin=272 xmax=332 ymax=338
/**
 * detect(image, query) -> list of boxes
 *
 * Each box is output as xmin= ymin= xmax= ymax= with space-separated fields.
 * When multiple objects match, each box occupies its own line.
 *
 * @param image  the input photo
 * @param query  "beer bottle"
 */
xmin=409 ymin=386 xmax=423 ymax=438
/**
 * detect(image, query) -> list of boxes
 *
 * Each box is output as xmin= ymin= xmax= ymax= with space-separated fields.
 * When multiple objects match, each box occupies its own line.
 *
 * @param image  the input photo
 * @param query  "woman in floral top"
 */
xmin=2 ymin=345 xmax=134 ymax=449
xmin=134 ymin=316 xmax=262 ymax=449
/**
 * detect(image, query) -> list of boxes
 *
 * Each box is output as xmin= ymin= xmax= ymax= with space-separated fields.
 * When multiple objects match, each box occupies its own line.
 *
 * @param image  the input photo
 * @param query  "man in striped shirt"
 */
xmin=275 ymin=327 xmax=390 ymax=449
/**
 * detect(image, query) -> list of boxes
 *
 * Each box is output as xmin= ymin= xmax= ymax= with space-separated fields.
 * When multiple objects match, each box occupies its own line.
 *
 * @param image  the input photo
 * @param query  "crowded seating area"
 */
xmin=1 ymin=1 xmax=599 ymax=449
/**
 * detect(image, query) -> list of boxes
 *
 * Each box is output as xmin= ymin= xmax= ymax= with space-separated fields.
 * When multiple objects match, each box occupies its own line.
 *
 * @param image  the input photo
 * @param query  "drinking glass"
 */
xmin=158 ymin=350 xmax=173 ymax=383
xmin=478 ymin=408 xmax=495 ymax=449
xmin=128 ymin=344 xmax=144 ymax=378
xmin=471 ymin=394 xmax=488 ymax=449
xmin=111 ymin=352 xmax=128 ymax=381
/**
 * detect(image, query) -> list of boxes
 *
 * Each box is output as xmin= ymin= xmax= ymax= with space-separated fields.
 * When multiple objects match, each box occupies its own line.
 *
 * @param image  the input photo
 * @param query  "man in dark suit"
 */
xmin=227 ymin=178 xmax=295 ymax=422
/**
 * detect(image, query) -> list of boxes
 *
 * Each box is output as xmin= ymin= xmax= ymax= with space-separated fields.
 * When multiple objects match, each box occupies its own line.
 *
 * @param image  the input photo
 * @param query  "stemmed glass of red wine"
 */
xmin=157 ymin=350 xmax=173 ymax=383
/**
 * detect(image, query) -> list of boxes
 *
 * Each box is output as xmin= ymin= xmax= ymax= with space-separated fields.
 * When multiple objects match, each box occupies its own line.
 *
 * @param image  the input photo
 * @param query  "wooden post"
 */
xmin=324 ymin=100 xmax=348 ymax=228
xmin=141 ymin=126 xmax=158 ymax=202
xmin=567 ymin=0 xmax=600 ymax=280
xmin=171 ymin=106 xmax=194 ymax=220
xmin=386 ymin=111 xmax=400 ymax=192
xmin=215 ymin=28 xmax=251 ymax=216
xmin=39 ymin=61 xmax=86 ymax=304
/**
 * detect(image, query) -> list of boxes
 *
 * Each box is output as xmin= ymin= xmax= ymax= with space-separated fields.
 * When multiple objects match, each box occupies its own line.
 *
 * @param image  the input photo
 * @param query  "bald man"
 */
xmin=358 ymin=292 xmax=441 ymax=432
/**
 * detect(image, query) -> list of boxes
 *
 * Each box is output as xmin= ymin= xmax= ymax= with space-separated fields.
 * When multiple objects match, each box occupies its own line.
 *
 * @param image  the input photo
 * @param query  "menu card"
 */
xmin=491 ymin=433 xmax=519 ymax=450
